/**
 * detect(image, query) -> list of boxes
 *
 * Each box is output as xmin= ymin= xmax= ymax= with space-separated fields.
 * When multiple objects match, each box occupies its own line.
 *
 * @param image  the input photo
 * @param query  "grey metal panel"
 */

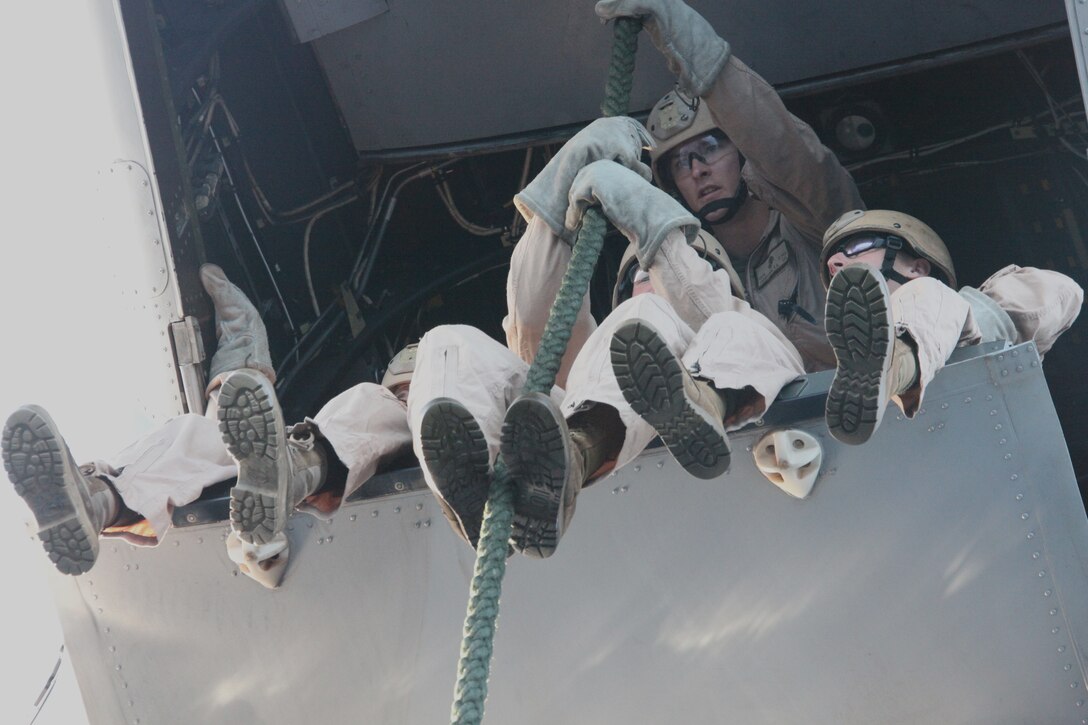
xmin=301 ymin=0 xmax=1068 ymax=153
xmin=54 ymin=343 xmax=1088 ymax=723
xmin=278 ymin=0 xmax=389 ymax=44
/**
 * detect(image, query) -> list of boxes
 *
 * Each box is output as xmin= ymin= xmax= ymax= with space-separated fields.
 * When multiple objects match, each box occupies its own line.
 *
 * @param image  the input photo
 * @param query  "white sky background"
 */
xmin=1 ymin=3 xmax=189 ymax=722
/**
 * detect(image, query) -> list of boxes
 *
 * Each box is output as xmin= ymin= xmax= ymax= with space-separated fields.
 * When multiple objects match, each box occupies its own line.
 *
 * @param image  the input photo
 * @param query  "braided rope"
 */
xmin=450 ymin=18 xmax=641 ymax=725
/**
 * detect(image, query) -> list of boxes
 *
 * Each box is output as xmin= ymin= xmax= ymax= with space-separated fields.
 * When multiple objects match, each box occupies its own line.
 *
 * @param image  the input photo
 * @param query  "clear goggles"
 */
xmin=828 ymin=232 xmax=904 ymax=259
xmin=667 ymin=133 xmax=734 ymax=179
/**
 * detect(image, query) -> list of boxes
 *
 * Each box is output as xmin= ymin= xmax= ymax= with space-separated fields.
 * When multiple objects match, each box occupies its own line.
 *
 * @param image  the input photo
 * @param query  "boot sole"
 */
xmin=2 ymin=406 xmax=98 ymax=574
xmin=825 ymin=265 xmax=894 ymax=445
xmin=419 ymin=398 xmax=490 ymax=547
xmin=610 ymin=321 xmax=731 ymax=480
xmin=218 ymin=371 xmax=288 ymax=545
xmin=501 ymin=393 xmax=574 ymax=559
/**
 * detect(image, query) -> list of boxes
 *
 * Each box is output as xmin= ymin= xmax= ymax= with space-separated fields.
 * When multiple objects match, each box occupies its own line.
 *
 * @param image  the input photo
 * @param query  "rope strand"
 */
xmin=450 ymin=18 xmax=641 ymax=725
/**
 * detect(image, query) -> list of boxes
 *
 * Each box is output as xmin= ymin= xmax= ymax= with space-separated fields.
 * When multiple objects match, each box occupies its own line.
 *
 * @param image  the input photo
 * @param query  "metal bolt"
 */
xmin=394 ymin=481 xmax=406 ymax=491
xmin=185 ymin=513 xmax=198 ymax=523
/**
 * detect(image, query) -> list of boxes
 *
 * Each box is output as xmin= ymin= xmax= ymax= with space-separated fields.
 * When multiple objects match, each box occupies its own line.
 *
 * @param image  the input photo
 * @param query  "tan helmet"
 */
xmin=611 ymin=230 xmax=745 ymax=308
xmin=646 ymin=89 xmax=720 ymax=190
xmin=820 ymin=209 xmax=956 ymax=289
xmin=381 ymin=343 xmax=418 ymax=391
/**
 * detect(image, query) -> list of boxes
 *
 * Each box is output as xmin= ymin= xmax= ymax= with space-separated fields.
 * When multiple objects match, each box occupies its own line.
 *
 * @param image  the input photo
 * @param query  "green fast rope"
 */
xmin=449 ymin=17 xmax=641 ymax=725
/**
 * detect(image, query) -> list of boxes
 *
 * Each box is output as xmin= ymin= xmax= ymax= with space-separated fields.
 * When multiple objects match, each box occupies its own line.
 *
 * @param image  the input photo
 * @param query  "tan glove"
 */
xmin=595 ymin=0 xmax=731 ymax=97
xmin=201 ymin=263 xmax=275 ymax=392
xmin=514 ymin=116 xmax=654 ymax=243
xmin=566 ymin=160 xmax=699 ymax=269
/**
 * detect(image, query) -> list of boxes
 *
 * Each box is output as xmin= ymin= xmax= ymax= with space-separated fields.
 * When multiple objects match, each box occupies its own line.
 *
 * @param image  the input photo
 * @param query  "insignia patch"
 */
xmin=755 ymin=240 xmax=791 ymax=289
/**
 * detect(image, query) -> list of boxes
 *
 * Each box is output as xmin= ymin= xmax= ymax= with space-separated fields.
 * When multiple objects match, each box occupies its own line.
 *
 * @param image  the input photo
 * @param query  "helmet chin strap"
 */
xmin=694 ymin=178 xmax=749 ymax=225
xmin=880 ymin=237 xmax=912 ymax=286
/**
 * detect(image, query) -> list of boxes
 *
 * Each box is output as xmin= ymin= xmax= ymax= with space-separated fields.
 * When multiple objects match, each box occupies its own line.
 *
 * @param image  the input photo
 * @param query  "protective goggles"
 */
xmin=828 ymin=232 xmax=904 ymax=259
xmin=667 ymin=133 xmax=734 ymax=179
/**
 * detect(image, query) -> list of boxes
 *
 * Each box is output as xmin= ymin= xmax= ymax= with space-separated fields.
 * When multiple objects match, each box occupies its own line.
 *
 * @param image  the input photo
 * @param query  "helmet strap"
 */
xmin=880 ymin=237 xmax=911 ymax=285
xmin=695 ymin=177 xmax=749 ymax=225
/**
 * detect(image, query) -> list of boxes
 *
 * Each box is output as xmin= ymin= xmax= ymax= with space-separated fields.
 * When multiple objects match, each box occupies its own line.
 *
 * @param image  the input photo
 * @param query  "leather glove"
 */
xmin=566 ymin=160 xmax=699 ymax=268
xmin=514 ymin=116 xmax=654 ymax=242
xmin=201 ymin=263 xmax=275 ymax=391
xmin=595 ymin=0 xmax=731 ymax=97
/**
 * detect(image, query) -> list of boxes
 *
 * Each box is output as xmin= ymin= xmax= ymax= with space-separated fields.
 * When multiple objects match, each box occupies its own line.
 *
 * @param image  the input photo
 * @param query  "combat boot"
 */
xmin=3 ymin=405 xmax=119 ymax=575
xmin=610 ymin=320 xmax=732 ymax=479
xmin=219 ymin=370 xmax=326 ymax=545
xmin=500 ymin=392 xmax=624 ymax=558
xmin=418 ymin=398 xmax=491 ymax=548
xmin=825 ymin=265 xmax=914 ymax=445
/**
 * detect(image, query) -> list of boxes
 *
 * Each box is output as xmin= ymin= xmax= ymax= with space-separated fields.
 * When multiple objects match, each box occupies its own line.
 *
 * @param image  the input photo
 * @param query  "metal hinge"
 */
xmin=169 ymin=316 xmax=208 ymax=415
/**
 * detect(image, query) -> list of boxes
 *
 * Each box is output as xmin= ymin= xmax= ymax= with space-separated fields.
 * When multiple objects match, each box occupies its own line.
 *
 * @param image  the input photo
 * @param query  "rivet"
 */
xmin=745 ymin=446 xmax=753 ymax=452
xmin=941 ymin=402 xmax=949 ymax=409
xmin=197 ymin=537 xmax=203 ymax=544
xmin=414 ymin=521 xmax=421 ymax=529
xmin=327 ymin=535 xmax=334 ymax=542
xmin=350 ymin=514 xmax=357 ymax=522
xmin=317 ymin=538 xmax=324 ymax=544
xmin=128 ymin=700 xmax=134 ymax=707
xmin=621 ymin=485 xmax=629 ymax=492
xmin=1015 ymin=493 xmax=1024 ymax=501
xmin=1033 ymin=552 xmax=1041 ymax=559
xmin=173 ymin=541 xmax=180 ymax=547
xmin=612 ymin=488 xmax=620 ymax=494
xmin=918 ymin=408 xmax=926 ymax=416
xmin=633 ymin=465 xmax=641 ymax=472
xmin=287 ymin=524 xmax=294 ymax=531
xmin=1016 ymin=365 xmax=1023 ymax=372
xmin=986 ymin=394 xmax=993 ymax=401
xmin=110 ymin=645 xmax=116 ymax=652
xmin=1012 ymin=350 xmax=1019 ymax=357
xmin=1000 ymin=438 xmax=1007 ymax=445
xmin=1059 ymin=644 xmax=1065 ymax=651
xmin=105 ymin=627 xmax=111 ymax=634
xmin=998 ymin=355 xmax=1005 ymax=361
xmin=394 ymin=507 xmax=401 ymax=514
xmin=657 ymin=461 xmax=664 ymax=468
xmin=307 ymin=521 xmax=313 ymax=528
xmin=1003 ymin=453 xmax=1012 ymax=460
xmin=124 ymin=564 xmax=130 ymax=571
xmin=1031 ymin=361 xmax=1038 ymax=367
xmin=424 ymin=520 xmax=431 ymax=527
xmin=994 ymin=424 xmax=1003 ymax=430
xmin=232 ymin=570 xmax=238 ymax=576
xmin=1021 ymin=513 xmax=1030 ymax=520
xmin=990 ymin=409 xmax=998 ymax=416
xmin=1011 ymin=474 xmax=1018 ymax=481
xmin=1001 ymin=370 xmax=1008 ymax=377
xmin=416 ymin=503 xmax=423 ymax=511
xmin=936 ymin=423 xmax=944 ymax=430
xmin=1072 ymin=681 xmax=1079 ymax=688
xmin=185 ymin=513 xmax=198 ymax=523
xmin=1068 ymin=664 xmax=1075 ymax=672
xmin=116 ymin=664 xmax=122 ymax=671
xmin=1039 ymin=570 xmax=1047 ymax=577
xmin=1046 ymin=590 xmax=1053 ymax=598
xmin=964 ymin=397 xmax=972 ymax=404
xmin=1051 ymin=608 xmax=1058 ymax=615
xmin=372 ymin=510 xmax=379 ymax=517
xmin=927 ymin=426 xmax=935 ymax=433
